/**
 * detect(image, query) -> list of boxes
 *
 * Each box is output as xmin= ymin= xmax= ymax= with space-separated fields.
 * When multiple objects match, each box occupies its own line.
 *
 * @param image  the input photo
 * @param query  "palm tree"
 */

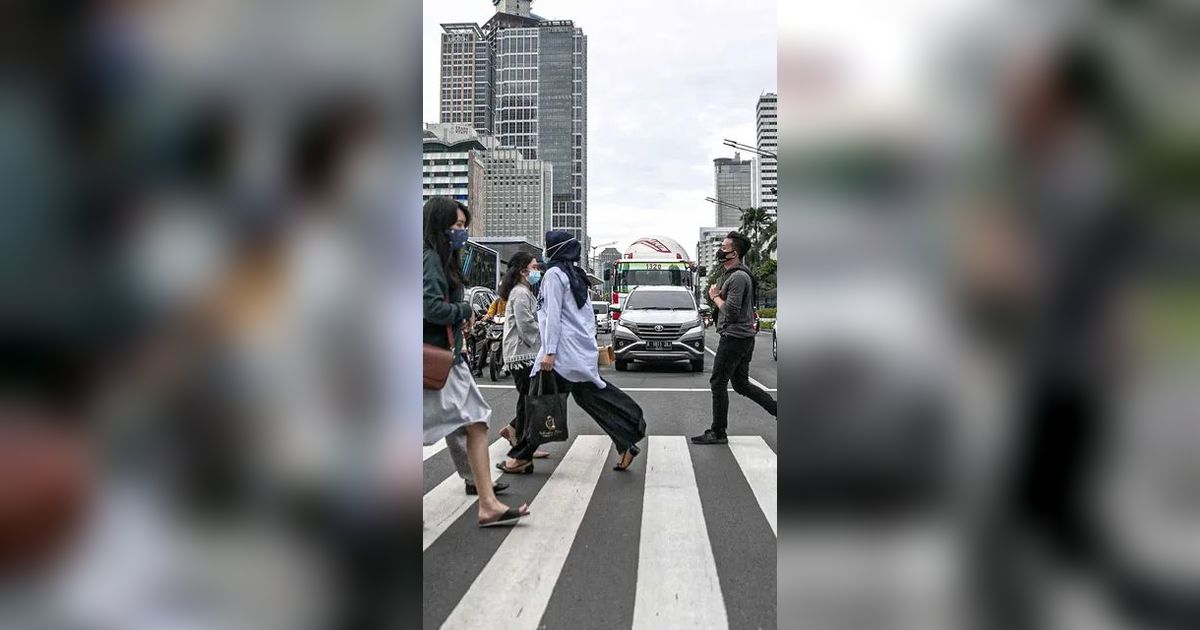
xmin=759 ymin=214 xmax=777 ymax=261
xmin=738 ymin=207 xmax=772 ymax=267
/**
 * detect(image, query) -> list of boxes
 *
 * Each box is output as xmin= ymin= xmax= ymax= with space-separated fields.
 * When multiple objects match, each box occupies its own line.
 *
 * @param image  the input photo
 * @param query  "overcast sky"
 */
xmin=423 ymin=0 xmax=777 ymax=260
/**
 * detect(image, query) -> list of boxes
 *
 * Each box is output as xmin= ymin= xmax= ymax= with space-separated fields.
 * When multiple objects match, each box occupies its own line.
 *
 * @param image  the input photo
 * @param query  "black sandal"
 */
xmin=495 ymin=460 xmax=534 ymax=474
xmin=613 ymin=447 xmax=639 ymax=471
xmin=479 ymin=506 xmax=530 ymax=528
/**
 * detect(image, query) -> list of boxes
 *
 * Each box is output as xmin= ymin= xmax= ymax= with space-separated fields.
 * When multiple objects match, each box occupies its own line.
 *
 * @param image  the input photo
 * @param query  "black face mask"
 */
xmin=715 ymin=248 xmax=734 ymax=263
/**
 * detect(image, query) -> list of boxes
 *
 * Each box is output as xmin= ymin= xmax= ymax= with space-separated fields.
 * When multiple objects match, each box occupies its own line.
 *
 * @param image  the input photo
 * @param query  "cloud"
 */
xmin=424 ymin=0 xmax=776 ymax=260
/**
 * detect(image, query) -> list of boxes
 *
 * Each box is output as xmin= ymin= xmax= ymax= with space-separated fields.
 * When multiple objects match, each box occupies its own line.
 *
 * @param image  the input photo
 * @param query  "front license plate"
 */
xmin=647 ymin=341 xmax=672 ymax=350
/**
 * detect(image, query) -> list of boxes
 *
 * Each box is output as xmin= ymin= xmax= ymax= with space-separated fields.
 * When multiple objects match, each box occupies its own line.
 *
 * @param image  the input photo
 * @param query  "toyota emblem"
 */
xmin=654 ymin=325 xmax=664 ymax=332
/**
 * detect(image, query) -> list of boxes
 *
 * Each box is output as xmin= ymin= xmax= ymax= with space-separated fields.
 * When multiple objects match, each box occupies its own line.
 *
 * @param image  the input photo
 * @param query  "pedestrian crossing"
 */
xmin=423 ymin=434 xmax=777 ymax=630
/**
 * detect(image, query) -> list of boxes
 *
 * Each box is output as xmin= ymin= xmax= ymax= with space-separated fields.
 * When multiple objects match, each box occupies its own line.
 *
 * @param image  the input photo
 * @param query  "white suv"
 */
xmin=611 ymin=286 xmax=705 ymax=372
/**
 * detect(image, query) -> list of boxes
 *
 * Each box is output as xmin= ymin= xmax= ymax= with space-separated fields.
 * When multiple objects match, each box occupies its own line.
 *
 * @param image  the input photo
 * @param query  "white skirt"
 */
xmin=423 ymin=361 xmax=492 ymax=446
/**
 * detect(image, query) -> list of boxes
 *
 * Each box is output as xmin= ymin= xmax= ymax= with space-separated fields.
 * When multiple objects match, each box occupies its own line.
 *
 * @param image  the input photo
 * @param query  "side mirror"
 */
xmin=697 ymin=266 xmax=707 ymax=278
xmin=603 ymin=269 xmax=612 ymax=282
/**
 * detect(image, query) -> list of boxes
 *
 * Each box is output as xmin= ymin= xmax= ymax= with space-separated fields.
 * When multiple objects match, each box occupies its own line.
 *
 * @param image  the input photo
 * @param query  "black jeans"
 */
xmin=509 ymin=370 xmax=647 ymax=460
xmin=710 ymin=334 xmax=777 ymax=434
xmin=505 ymin=363 xmax=535 ymax=460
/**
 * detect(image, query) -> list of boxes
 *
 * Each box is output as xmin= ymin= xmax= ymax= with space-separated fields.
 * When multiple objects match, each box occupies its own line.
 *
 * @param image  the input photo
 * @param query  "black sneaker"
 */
xmin=465 ymin=481 xmax=509 ymax=496
xmin=690 ymin=430 xmax=728 ymax=445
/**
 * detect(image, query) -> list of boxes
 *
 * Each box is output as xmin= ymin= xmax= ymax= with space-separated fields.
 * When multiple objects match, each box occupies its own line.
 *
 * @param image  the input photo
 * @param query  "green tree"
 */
xmin=738 ymin=207 xmax=777 ymax=268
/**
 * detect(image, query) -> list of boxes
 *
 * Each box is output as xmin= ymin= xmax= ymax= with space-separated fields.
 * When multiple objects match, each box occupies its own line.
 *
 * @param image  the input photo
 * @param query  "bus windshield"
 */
xmin=615 ymin=267 xmax=689 ymax=293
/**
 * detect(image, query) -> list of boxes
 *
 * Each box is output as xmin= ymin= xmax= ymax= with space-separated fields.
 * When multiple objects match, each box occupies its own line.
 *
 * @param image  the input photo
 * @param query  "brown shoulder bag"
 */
xmin=423 ymin=298 xmax=457 ymax=390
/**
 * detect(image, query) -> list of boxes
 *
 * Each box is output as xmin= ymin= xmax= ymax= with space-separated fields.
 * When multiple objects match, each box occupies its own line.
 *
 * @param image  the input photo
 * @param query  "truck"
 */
xmin=607 ymin=236 xmax=698 ymax=316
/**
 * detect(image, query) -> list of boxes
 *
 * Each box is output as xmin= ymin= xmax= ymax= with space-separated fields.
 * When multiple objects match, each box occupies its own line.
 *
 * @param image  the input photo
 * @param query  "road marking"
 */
xmin=704 ymin=345 xmax=775 ymax=392
xmin=441 ymin=436 xmax=611 ymax=630
xmin=422 ymin=438 xmax=509 ymax=552
xmin=727 ymin=436 xmax=778 ymax=536
xmin=633 ymin=436 xmax=728 ymax=629
xmin=422 ymin=441 xmax=447 ymax=461
xmin=476 ymin=384 xmax=777 ymax=393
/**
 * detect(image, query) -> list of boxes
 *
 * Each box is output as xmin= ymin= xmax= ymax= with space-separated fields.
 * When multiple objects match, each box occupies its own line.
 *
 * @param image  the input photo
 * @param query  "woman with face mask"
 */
xmin=517 ymin=230 xmax=647 ymax=473
xmin=495 ymin=252 xmax=551 ymax=469
xmin=422 ymin=196 xmax=528 ymax=527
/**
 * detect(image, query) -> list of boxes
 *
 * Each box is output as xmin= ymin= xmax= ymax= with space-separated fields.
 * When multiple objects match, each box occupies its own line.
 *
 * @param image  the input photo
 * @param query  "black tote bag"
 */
xmin=527 ymin=370 xmax=569 ymax=444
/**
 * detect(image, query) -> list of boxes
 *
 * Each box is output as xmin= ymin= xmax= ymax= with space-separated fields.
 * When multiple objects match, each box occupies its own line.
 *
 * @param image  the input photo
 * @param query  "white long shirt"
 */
xmin=530 ymin=266 xmax=605 ymax=388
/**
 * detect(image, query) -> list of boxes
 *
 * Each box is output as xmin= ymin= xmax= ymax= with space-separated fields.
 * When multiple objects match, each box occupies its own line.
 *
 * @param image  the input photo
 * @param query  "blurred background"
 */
xmin=778 ymin=0 xmax=1199 ymax=629
xmin=1 ymin=1 xmax=423 ymax=628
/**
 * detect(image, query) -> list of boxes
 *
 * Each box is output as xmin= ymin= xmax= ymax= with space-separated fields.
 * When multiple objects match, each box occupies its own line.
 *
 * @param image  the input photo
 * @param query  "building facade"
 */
xmin=756 ymin=92 xmax=778 ymax=214
xmin=474 ymin=148 xmax=553 ymax=246
xmin=422 ymin=123 xmax=492 ymax=210
xmin=440 ymin=23 xmax=493 ymax=134
xmin=713 ymin=153 xmax=754 ymax=226
xmin=440 ymin=1 xmax=588 ymax=247
xmin=597 ymin=246 xmax=621 ymax=296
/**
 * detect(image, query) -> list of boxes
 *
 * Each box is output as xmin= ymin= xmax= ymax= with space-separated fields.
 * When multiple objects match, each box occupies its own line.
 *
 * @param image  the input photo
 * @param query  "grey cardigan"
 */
xmin=503 ymin=284 xmax=541 ymax=366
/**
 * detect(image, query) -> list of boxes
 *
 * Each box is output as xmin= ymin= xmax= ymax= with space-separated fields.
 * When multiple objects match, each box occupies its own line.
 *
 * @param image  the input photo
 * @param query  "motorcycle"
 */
xmin=487 ymin=316 xmax=506 ymax=381
xmin=466 ymin=317 xmax=490 ymax=377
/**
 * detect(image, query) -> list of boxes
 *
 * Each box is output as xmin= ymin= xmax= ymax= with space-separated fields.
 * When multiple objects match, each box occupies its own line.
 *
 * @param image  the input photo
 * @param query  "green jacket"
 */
xmin=423 ymin=248 xmax=472 ymax=363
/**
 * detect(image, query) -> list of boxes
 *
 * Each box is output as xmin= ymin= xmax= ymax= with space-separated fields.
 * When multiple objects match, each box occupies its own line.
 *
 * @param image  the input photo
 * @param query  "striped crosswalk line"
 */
xmin=422 ymin=438 xmax=510 ymax=552
xmin=441 ymin=435 xmax=612 ymax=630
xmin=423 ymin=441 xmax=448 ymax=461
xmin=633 ymin=436 xmax=728 ymax=629
xmin=423 ymin=434 xmax=777 ymax=628
xmin=727 ymin=436 xmax=777 ymax=536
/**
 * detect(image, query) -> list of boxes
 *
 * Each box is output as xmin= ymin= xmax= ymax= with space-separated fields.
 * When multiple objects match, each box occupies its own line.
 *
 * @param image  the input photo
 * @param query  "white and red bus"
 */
xmin=608 ymin=236 xmax=696 ymax=317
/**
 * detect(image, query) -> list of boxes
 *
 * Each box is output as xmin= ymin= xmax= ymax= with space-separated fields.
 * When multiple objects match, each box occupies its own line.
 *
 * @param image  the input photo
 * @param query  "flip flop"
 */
xmin=495 ymin=460 xmax=534 ymax=474
xmin=532 ymin=450 xmax=551 ymax=459
xmin=479 ymin=506 xmax=530 ymax=528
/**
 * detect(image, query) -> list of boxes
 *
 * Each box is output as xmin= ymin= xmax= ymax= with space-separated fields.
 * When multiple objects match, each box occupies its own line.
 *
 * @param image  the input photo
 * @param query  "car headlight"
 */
xmin=679 ymin=319 xmax=702 ymax=334
xmin=617 ymin=320 xmax=637 ymax=333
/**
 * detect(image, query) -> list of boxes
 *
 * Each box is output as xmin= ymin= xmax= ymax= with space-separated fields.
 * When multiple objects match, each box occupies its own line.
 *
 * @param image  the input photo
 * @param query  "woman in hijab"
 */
xmin=518 ymin=230 xmax=647 ymax=472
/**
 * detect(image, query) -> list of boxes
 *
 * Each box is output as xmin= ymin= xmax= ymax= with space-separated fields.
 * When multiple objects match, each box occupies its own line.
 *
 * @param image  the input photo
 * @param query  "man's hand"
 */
xmin=708 ymin=285 xmax=721 ymax=301
xmin=464 ymin=314 xmax=476 ymax=331
xmin=540 ymin=353 xmax=556 ymax=373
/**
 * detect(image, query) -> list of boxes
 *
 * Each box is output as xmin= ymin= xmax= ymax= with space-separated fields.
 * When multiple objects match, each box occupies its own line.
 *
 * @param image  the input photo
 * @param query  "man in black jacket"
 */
xmin=693 ymin=232 xmax=777 ymax=444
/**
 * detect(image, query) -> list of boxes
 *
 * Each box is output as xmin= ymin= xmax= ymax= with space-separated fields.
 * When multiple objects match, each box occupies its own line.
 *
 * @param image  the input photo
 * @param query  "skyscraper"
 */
xmin=440 ymin=1 xmax=588 ymax=246
xmin=440 ymin=24 xmax=493 ymax=134
xmin=473 ymin=148 xmax=554 ymax=245
xmin=713 ymin=153 xmax=754 ymax=227
xmin=756 ymin=92 xmax=778 ymax=214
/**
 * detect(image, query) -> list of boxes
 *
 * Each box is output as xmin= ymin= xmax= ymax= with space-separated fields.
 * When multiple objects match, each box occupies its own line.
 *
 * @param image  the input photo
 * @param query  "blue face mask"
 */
xmin=527 ymin=270 xmax=542 ymax=286
xmin=447 ymin=227 xmax=469 ymax=251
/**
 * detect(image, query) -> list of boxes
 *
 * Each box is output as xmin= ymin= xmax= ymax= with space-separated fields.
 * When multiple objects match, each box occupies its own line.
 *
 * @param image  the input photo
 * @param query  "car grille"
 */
xmin=636 ymin=324 xmax=683 ymax=341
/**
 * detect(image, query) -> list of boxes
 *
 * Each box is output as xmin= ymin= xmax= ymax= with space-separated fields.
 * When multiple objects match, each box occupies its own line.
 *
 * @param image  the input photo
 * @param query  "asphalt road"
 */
xmin=423 ymin=326 xmax=778 ymax=629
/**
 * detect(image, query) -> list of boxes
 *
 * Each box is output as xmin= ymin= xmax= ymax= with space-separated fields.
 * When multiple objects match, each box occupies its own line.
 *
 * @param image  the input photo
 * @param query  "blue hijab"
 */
xmin=543 ymin=230 xmax=590 ymax=309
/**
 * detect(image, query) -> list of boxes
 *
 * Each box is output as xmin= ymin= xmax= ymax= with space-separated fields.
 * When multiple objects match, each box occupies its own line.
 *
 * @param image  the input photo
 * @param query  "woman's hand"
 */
xmin=540 ymin=353 xmax=555 ymax=373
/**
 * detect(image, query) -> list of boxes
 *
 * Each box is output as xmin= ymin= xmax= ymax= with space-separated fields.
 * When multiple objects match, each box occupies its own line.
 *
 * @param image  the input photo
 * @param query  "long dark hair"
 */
xmin=423 ymin=196 xmax=470 ymax=290
xmin=499 ymin=252 xmax=536 ymax=301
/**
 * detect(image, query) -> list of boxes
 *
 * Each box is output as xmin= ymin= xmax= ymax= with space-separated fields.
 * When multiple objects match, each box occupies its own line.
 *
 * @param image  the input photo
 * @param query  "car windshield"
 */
xmin=625 ymin=291 xmax=695 ymax=311
xmin=592 ymin=303 xmax=609 ymax=315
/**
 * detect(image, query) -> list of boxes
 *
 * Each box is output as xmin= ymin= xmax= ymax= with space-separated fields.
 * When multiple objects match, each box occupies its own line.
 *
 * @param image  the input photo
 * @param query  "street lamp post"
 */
xmin=722 ymin=138 xmax=776 ymax=160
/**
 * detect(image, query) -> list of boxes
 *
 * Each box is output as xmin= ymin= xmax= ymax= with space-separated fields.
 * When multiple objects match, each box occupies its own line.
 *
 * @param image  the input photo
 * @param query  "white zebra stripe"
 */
xmin=441 ymin=435 xmax=611 ymax=630
xmin=633 ymin=436 xmax=728 ymax=629
xmin=422 ymin=438 xmax=509 ymax=552
xmin=423 ymin=441 xmax=448 ymax=461
xmin=727 ymin=436 xmax=778 ymax=536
